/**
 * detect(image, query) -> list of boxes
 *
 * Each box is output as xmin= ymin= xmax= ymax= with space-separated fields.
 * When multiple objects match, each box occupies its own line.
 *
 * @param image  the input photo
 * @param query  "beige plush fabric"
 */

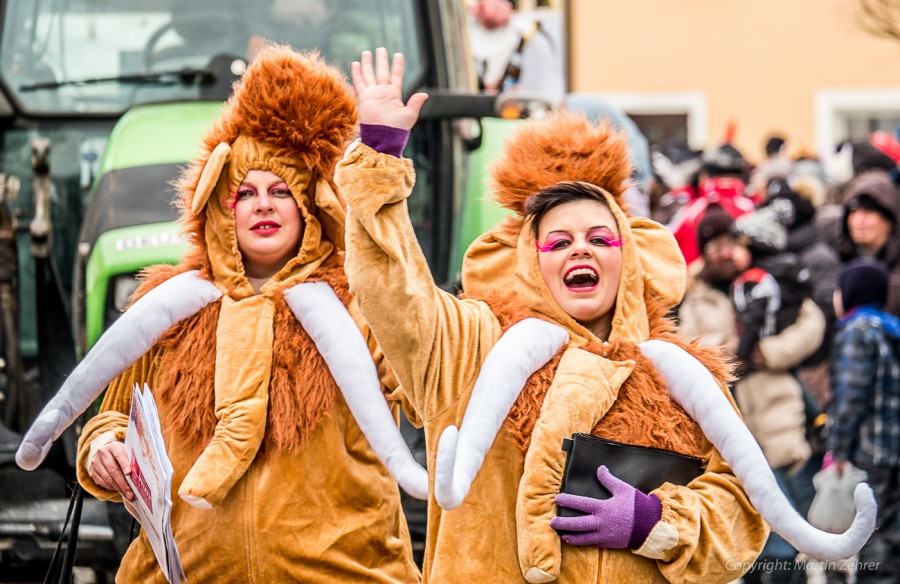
xmin=337 ymin=137 xmax=767 ymax=584
xmin=77 ymin=312 xmax=420 ymax=582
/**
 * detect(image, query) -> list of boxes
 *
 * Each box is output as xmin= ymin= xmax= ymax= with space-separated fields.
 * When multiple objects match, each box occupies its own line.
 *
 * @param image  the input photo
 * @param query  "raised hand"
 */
xmin=351 ymin=47 xmax=428 ymax=130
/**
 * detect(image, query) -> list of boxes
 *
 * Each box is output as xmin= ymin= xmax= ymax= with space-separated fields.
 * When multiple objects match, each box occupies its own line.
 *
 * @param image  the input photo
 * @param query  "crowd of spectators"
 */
xmin=662 ymin=132 xmax=900 ymax=584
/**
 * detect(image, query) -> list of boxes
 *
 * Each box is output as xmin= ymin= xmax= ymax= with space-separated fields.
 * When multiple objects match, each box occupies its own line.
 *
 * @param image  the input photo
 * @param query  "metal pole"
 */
xmin=0 ymin=174 xmax=25 ymax=430
xmin=59 ymin=485 xmax=84 ymax=584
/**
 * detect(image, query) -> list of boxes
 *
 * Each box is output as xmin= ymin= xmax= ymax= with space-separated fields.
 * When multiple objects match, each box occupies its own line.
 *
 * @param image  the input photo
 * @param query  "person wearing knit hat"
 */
xmin=679 ymin=205 xmax=741 ymax=349
xmin=337 ymin=48 xmax=874 ymax=584
xmin=683 ymin=195 xmax=834 ymax=584
xmin=762 ymin=178 xmax=842 ymax=409
xmin=836 ymin=169 xmax=900 ymax=316
xmin=728 ymin=206 xmax=827 ymax=584
xmin=695 ymin=203 xmax=735 ymax=257
xmin=17 ymin=45 xmax=423 ymax=582
xmin=730 ymin=203 xmax=817 ymax=371
xmin=838 ymin=257 xmax=889 ymax=313
xmin=827 ymin=256 xmax=900 ymax=583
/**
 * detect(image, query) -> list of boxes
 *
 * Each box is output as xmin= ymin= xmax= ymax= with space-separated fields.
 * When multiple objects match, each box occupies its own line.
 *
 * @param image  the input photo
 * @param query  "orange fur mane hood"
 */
xmin=490 ymin=111 xmax=632 ymax=233
xmin=463 ymin=111 xmax=687 ymax=335
xmin=171 ymin=44 xmax=359 ymax=294
xmin=182 ymin=44 xmax=357 ymax=196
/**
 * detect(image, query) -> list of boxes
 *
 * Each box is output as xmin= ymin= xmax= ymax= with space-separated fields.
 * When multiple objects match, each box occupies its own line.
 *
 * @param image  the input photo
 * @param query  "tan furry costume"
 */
xmin=75 ymin=47 xmax=420 ymax=583
xmin=336 ymin=112 xmax=767 ymax=583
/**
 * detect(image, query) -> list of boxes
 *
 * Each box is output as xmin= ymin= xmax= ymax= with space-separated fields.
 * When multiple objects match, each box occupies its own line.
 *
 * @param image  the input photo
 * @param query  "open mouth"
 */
xmin=564 ymin=266 xmax=599 ymax=289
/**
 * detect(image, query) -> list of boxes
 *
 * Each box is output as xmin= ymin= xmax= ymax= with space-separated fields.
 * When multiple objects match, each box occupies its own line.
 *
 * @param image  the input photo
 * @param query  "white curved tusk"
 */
xmin=638 ymin=339 xmax=876 ymax=561
xmin=16 ymin=271 xmax=222 ymax=471
xmin=284 ymin=281 xmax=429 ymax=500
xmin=435 ymin=318 xmax=569 ymax=510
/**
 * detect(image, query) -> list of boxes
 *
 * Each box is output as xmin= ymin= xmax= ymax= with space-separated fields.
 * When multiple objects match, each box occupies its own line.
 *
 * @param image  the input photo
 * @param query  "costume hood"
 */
xmin=840 ymin=170 xmax=898 ymax=231
xmin=462 ymin=111 xmax=687 ymax=346
xmin=178 ymin=44 xmax=357 ymax=297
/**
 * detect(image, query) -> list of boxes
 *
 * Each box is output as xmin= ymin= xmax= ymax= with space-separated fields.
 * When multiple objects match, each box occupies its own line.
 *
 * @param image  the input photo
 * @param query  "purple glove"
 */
xmin=549 ymin=465 xmax=662 ymax=549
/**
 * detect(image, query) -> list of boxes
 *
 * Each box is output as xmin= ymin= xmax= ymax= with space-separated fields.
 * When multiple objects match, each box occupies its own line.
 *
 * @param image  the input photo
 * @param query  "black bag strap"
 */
xmin=44 ymin=482 xmax=84 ymax=584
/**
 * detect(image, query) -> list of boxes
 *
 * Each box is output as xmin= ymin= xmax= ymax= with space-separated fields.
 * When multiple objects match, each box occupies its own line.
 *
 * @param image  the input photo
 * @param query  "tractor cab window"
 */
xmin=0 ymin=0 xmax=425 ymax=115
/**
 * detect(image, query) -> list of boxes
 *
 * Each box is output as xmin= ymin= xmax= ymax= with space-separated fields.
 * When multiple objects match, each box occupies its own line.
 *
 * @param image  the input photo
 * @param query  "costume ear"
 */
xmin=629 ymin=216 xmax=687 ymax=306
xmin=313 ymin=178 xmax=346 ymax=250
xmin=460 ymin=229 xmax=518 ymax=298
xmin=192 ymin=142 xmax=232 ymax=216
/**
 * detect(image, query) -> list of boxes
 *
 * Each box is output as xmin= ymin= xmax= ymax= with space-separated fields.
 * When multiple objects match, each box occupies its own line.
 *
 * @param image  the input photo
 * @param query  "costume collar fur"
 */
xmin=138 ymin=253 xmax=351 ymax=455
xmin=470 ymin=290 xmax=731 ymax=460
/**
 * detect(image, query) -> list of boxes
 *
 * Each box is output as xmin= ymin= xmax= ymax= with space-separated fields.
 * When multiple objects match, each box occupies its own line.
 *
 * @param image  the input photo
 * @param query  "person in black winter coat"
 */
xmin=719 ymin=203 xmax=826 ymax=584
xmin=730 ymin=203 xmax=816 ymax=374
xmin=763 ymin=179 xmax=841 ymax=406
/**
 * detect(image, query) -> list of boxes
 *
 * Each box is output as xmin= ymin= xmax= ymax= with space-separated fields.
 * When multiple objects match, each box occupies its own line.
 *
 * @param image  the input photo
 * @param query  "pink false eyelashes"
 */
xmin=535 ymin=235 xmax=623 ymax=253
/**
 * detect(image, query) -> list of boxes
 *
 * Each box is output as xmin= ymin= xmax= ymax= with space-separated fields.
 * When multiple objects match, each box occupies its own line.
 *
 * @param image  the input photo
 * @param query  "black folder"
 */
xmin=555 ymin=433 xmax=705 ymax=529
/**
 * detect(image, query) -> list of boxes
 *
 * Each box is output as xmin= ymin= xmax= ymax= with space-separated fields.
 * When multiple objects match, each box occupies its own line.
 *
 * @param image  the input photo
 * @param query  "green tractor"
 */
xmin=0 ymin=0 xmax=548 ymax=577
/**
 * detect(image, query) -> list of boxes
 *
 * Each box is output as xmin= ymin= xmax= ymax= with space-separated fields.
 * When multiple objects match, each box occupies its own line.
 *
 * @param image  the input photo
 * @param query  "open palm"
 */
xmin=351 ymin=48 xmax=428 ymax=130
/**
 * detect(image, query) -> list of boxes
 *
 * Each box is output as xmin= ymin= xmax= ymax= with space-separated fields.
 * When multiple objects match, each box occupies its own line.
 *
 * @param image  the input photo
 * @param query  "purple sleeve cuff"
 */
xmin=359 ymin=123 xmax=410 ymax=158
xmin=628 ymin=493 xmax=662 ymax=549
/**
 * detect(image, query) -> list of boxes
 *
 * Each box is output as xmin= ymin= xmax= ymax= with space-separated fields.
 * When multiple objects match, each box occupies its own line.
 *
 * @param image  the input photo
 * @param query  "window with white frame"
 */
xmin=816 ymin=88 xmax=900 ymax=160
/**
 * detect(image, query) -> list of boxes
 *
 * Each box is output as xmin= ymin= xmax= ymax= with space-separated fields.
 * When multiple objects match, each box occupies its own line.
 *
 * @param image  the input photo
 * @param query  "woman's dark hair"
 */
xmin=525 ymin=181 xmax=614 ymax=239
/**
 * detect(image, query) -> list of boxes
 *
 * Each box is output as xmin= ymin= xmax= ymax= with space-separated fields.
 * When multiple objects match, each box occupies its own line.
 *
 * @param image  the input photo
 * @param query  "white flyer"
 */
xmin=123 ymin=383 xmax=186 ymax=583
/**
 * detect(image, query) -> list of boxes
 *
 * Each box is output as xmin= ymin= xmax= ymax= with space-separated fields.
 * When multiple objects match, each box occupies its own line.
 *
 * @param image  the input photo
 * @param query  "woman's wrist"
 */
xmin=359 ymin=123 xmax=410 ymax=157
xmin=86 ymin=431 xmax=120 ymax=472
xmin=629 ymin=492 xmax=662 ymax=549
